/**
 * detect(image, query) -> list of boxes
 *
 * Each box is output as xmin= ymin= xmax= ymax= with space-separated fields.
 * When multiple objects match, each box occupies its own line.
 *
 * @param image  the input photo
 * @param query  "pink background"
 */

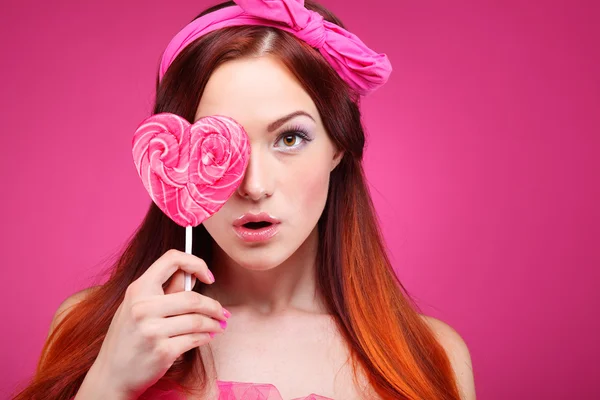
xmin=1 ymin=0 xmax=598 ymax=398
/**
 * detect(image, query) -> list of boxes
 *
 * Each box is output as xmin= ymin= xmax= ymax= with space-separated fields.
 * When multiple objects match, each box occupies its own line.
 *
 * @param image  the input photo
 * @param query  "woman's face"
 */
xmin=195 ymin=55 xmax=342 ymax=270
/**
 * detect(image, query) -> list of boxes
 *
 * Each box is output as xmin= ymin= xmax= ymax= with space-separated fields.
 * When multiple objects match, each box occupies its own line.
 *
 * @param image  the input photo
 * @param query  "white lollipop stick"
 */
xmin=184 ymin=225 xmax=192 ymax=291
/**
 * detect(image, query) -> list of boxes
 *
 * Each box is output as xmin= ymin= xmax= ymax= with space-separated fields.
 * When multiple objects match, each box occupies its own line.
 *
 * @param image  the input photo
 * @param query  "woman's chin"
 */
xmin=231 ymin=253 xmax=288 ymax=271
xmin=211 ymin=231 xmax=308 ymax=271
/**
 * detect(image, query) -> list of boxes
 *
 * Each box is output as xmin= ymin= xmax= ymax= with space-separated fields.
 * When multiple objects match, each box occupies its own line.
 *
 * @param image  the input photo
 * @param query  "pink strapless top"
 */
xmin=216 ymin=380 xmax=333 ymax=400
xmin=134 ymin=380 xmax=334 ymax=400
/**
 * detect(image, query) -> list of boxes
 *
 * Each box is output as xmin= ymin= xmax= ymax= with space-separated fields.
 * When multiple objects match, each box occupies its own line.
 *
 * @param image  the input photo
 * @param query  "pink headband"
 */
xmin=159 ymin=0 xmax=392 ymax=96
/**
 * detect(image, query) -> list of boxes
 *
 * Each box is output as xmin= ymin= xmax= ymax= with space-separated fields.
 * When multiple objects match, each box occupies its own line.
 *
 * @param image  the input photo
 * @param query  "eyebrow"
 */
xmin=267 ymin=111 xmax=315 ymax=132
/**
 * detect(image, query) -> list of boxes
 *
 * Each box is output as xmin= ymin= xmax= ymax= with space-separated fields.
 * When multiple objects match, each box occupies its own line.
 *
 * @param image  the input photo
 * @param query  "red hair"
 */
xmin=13 ymin=1 xmax=461 ymax=399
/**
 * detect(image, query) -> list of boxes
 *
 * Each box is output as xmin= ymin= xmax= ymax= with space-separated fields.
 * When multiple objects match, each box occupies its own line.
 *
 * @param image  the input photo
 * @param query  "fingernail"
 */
xmin=207 ymin=269 xmax=215 ymax=283
xmin=223 ymin=308 xmax=232 ymax=319
xmin=219 ymin=320 xmax=228 ymax=330
xmin=209 ymin=332 xmax=216 ymax=338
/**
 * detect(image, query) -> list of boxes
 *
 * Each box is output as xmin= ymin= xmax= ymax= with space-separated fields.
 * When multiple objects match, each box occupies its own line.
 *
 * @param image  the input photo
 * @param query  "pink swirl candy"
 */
xmin=132 ymin=112 xmax=250 ymax=227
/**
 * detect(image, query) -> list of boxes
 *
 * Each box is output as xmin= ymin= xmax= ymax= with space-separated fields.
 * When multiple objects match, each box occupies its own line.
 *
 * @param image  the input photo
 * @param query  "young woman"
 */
xmin=14 ymin=1 xmax=475 ymax=399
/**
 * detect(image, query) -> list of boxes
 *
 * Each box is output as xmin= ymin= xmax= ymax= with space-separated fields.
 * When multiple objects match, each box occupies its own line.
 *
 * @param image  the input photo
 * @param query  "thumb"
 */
xmin=163 ymin=269 xmax=197 ymax=294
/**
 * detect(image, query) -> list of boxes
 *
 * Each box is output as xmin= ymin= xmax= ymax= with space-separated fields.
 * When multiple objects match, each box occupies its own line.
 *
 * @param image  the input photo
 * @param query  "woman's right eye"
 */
xmin=280 ymin=134 xmax=303 ymax=147
xmin=274 ymin=128 xmax=312 ymax=152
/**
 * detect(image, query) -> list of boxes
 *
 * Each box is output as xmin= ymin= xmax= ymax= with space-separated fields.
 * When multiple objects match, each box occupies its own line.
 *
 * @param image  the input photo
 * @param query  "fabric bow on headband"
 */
xmin=159 ymin=0 xmax=392 ymax=96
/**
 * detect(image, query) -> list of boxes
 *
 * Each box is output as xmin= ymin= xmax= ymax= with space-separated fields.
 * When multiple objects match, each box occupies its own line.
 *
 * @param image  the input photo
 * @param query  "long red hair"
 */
xmin=13 ymin=1 xmax=461 ymax=399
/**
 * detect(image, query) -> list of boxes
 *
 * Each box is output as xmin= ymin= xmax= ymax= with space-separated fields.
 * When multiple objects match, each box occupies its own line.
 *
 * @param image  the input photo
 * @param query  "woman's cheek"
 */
xmin=201 ymin=206 xmax=231 ymax=243
xmin=297 ymin=168 xmax=331 ymax=219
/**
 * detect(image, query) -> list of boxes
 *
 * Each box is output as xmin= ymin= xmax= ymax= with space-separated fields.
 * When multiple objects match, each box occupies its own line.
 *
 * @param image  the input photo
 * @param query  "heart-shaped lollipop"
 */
xmin=132 ymin=112 xmax=250 ymax=289
xmin=133 ymin=112 xmax=250 ymax=226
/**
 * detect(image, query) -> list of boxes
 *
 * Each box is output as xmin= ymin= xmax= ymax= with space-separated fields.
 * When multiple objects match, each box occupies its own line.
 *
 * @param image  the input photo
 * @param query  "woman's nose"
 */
xmin=236 ymin=150 xmax=273 ymax=201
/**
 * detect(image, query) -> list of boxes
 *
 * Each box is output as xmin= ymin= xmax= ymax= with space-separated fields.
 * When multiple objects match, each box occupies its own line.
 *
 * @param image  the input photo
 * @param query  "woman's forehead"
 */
xmin=195 ymin=56 xmax=320 ymax=127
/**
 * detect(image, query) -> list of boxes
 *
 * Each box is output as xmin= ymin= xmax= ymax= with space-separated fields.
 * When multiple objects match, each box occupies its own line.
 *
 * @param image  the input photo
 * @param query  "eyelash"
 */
xmin=275 ymin=125 xmax=312 ymax=151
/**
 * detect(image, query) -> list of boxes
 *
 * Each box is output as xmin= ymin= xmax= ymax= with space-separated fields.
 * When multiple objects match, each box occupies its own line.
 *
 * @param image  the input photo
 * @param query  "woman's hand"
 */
xmin=78 ymin=249 xmax=229 ymax=399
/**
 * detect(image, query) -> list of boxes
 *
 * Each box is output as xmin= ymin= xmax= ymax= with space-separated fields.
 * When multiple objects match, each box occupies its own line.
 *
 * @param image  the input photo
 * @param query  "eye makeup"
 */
xmin=274 ymin=124 xmax=314 ymax=152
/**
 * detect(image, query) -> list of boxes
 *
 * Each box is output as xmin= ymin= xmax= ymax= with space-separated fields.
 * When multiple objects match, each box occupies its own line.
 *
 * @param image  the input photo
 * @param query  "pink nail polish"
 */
xmin=223 ymin=308 xmax=232 ymax=319
xmin=219 ymin=320 xmax=228 ymax=329
xmin=209 ymin=332 xmax=216 ymax=338
xmin=207 ymin=270 xmax=215 ymax=283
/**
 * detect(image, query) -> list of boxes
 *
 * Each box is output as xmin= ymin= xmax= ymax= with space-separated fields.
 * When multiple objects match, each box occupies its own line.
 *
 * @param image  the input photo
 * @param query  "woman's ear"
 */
xmin=331 ymin=149 xmax=344 ymax=171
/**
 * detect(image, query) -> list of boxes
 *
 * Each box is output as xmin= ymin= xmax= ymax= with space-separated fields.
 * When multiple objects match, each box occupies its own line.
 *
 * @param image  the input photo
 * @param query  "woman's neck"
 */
xmin=203 ymin=226 xmax=327 ymax=316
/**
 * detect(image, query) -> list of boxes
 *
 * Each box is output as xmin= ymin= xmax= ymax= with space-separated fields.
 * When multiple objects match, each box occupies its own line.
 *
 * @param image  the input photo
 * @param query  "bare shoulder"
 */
xmin=420 ymin=314 xmax=476 ymax=400
xmin=48 ymin=286 xmax=101 ymax=336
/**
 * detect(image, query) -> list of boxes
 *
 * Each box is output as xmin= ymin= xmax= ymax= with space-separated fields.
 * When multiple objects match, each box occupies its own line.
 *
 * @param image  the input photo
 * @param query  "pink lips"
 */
xmin=233 ymin=212 xmax=281 ymax=242
xmin=233 ymin=212 xmax=280 ymax=226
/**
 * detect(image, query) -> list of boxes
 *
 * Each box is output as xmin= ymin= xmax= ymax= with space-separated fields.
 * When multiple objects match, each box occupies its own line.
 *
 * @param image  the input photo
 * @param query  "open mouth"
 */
xmin=242 ymin=221 xmax=273 ymax=229
xmin=234 ymin=218 xmax=280 ymax=242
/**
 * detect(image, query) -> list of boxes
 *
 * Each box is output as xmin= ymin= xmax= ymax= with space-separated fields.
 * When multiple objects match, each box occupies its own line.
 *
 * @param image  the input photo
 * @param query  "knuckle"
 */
xmin=125 ymin=282 xmax=138 ymax=298
xmin=197 ymin=297 xmax=209 ymax=312
xmin=193 ymin=317 xmax=205 ymax=331
xmin=194 ymin=294 xmax=220 ymax=314
xmin=189 ymin=293 xmax=204 ymax=311
xmin=138 ymin=322 xmax=158 ymax=342
xmin=195 ymin=256 xmax=207 ymax=266
xmin=212 ymin=300 xmax=223 ymax=314
xmin=165 ymin=249 xmax=180 ymax=258
xmin=193 ymin=334 xmax=206 ymax=346
xmin=130 ymin=302 xmax=146 ymax=323
xmin=186 ymin=291 xmax=200 ymax=304
xmin=206 ymin=298 xmax=222 ymax=315
xmin=155 ymin=343 xmax=175 ymax=363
